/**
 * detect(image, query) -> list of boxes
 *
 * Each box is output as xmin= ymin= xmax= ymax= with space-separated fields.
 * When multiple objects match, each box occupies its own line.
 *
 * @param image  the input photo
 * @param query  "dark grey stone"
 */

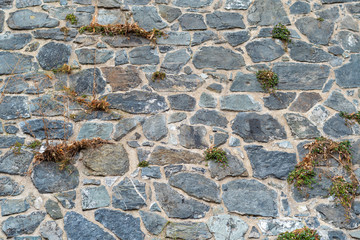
xmin=115 ymin=49 xmax=129 ymax=65
xmin=295 ymin=17 xmax=334 ymax=45
xmin=190 ymin=109 xmax=228 ymax=127
xmin=132 ymin=6 xmax=167 ymax=31
xmin=0 ymin=52 xmax=38 ymax=75
xmin=16 ymin=0 xmax=41 ymax=8
xmin=199 ymin=93 xmax=217 ymax=108
xmin=328 ymin=46 xmax=344 ymax=56
xmin=232 ymin=112 xmax=287 ymax=143
xmin=225 ymin=0 xmax=252 ymax=9
xmin=220 ymin=94 xmax=261 ymax=111
xmin=0 ymin=150 xmax=33 ymax=175
xmin=289 ymin=92 xmax=322 ymax=112
xmin=316 ymin=204 xmax=360 ymax=229
xmin=347 ymin=3 xmax=360 ymax=14
xmin=127 ymin=140 xmax=140 ymax=148
xmin=173 ymin=0 xmax=212 ymax=7
xmin=113 ymin=116 xmax=144 ymax=140
xmin=31 ymin=162 xmax=79 ymax=193
xmin=191 ymin=30 xmax=217 ymax=46
xmin=71 ymin=111 xmax=121 ymax=122
xmin=168 ymin=94 xmax=196 ymax=111
xmin=75 ymin=48 xmax=113 ymax=64
xmin=324 ymin=91 xmax=356 ymax=113
xmin=230 ymin=72 xmax=263 ymax=92
xmin=222 ymin=179 xmax=278 ymax=217
xmin=64 ymin=211 xmax=115 ymax=240
xmin=290 ymin=1 xmax=310 ymax=14
xmin=102 ymin=35 xmax=150 ymax=48
xmin=154 ymin=182 xmax=210 ymax=219
xmin=161 ymin=49 xmax=190 ymax=74
xmin=32 ymin=28 xmax=77 ymax=41
xmin=77 ymin=122 xmax=113 ymax=140
xmin=328 ymin=231 xmax=347 ymax=240
xmin=316 ymin=6 xmax=339 ymax=20
xmin=263 ymin=92 xmax=296 ymax=110
xmin=0 ymin=136 xmax=24 ymax=149
xmin=30 ymin=95 xmax=64 ymax=117
xmin=20 ymin=119 xmax=73 ymax=140
xmin=213 ymin=132 xmax=228 ymax=147
xmin=139 ymin=211 xmax=167 ymax=235
xmin=142 ymin=115 xmax=167 ymax=141
xmin=4 ymin=125 xmax=18 ymax=134
xmin=1 ymin=211 xmax=46 ymax=237
xmin=0 ymin=32 xmax=31 ymax=50
xmin=178 ymin=124 xmax=208 ymax=149
xmin=125 ymin=0 xmax=150 ymax=4
xmin=0 ymin=199 xmax=30 ymax=216
xmin=129 ymin=46 xmax=159 ymax=65
xmin=245 ymin=145 xmax=297 ymax=179
xmin=273 ymin=62 xmax=330 ymax=90
xmin=158 ymin=5 xmax=181 ymax=23
xmin=166 ymin=222 xmax=212 ymax=239
xmin=141 ymin=167 xmax=161 ymax=179
xmin=193 ymin=46 xmax=245 ymax=70
xmin=207 ymin=83 xmax=223 ymax=93
xmin=7 ymin=10 xmax=59 ymax=29
xmin=54 ymin=190 xmax=76 ymax=209
xmin=0 ymin=75 xmax=29 ymax=94
xmin=179 ymin=13 xmax=207 ymax=31
xmin=247 ymin=0 xmax=290 ymax=26
xmin=37 ymin=42 xmax=71 ymax=70
xmin=206 ymin=11 xmax=245 ymax=30
xmin=335 ymin=54 xmax=360 ymax=88
xmin=208 ymin=152 xmax=248 ymax=180
xmin=148 ymin=74 xmax=204 ymax=92
xmin=0 ymin=176 xmax=24 ymax=196
xmin=157 ymin=31 xmax=190 ymax=46
xmin=289 ymin=40 xmax=332 ymax=62
xmin=45 ymin=200 xmax=63 ymax=220
xmin=323 ymin=114 xmax=354 ymax=138
xmin=69 ymin=68 xmax=106 ymax=95
xmin=81 ymin=185 xmax=110 ymax=210
xmin=0 ymin=0 xmax=13 ymax=8
xmin=164 ymin=165 xmax=184 ymax=178
xmin=0 ymin=10 xmax=4 ymax=33
xmin=223 ymin=31 xmax=250 ymax=47
xmin=246 ymin=39 xmax=285 ymax=62
xmin=0 ymin=96 xmax=30 ymax=120
xmin=284 ymin=113 xmax=320 ymax=139
xmin=112 ymin=178 xmax=147 ymax=210
xmin=168 ymin=112 xmax=186 ymax=123
xmin=337 ymin=31 xmax=360 ymax=53
xmin=249 ymin=226 xmax=261 ymax=239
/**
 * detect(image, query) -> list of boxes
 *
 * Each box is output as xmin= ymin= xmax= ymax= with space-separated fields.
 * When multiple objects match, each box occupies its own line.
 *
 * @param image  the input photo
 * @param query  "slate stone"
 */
xmin=101 ymin=66 xmax=141 ymax=92
xmin=208 ymin=152 xmax=248 ymax=180
xmin=40 ymin=221 xmax=63 ymax=240
xmin=1 ymin=211 xmax=46 ymax=237
xmin=112 ymin=178 xmax=147 ymax=210
xmin=69 ymin=68 xmax=106 ymax=95
xmin=323 ymin=114 xmax=354 ymax=138
xmin=81 ymin=185 xmax=110 ymax=210
xmin=0 ymin=176 xmax=24 ymax=196
xmin=0 ymin=150 xmax=33 ymax=175
xmin=0 ymin=52 xmax=38 ymax=75
xmin=199 ymin=92 xmax=217 ymax=108
xmin=154 ymin=182 xmax=210 ymax=219
xmin=0 ymin=199 xmax=30 ymax=216
xmin=158 ymin=5 xmax=181 ymax=23
xmin=7 ymin=10 xmax=59 ymax=29
xmin=316 ymin=6 xmax=340 ymax=20
xmin=102 ymin=35 xmax=150 ymax=48
xmin=166 ymin=222 xmax=212 ymax=240
xmin=75 ymin=48 xmax=113 ymax=64
xmin=223 ymin=31 xmax=250 ymax=47
xmin=213 ymin=132 xmax=229 ymax=147
xmin=347 ymin=3 xmax=360 ymax=14
xmin=230 ymin=72 xmax=263 ymax=92
xmin=337 ymin=31 xmax=360 ymax=53
xmin=77 ymin=122 xmax=113 ymax=140
xmin=139 ymin=211 xmax=167 ymax=235
xmin=37 ymin=42 xmax=71 ymax=70
xmin=290 ymin=1 xmax=310 ymax=14
xmin=329 ymin=231 xmax=347 ymax=240
xmin=14 ymin=237 xmax=41 ymax=240
xmin=273 ymin=63 xmax=330 ymax=90
xmin=263 ymin=92 xmax=296 ymax=110
xmin=0 ymin=96 xmax=29 ymax=120
xmin=222 ymin=179 xmax=278 ymax=217
xmin=32 ymin=28 xmax=77 ymax=41
xmin=207 ymin=214 xmax=248 ymax=240
xmin=71 ymin=111 xmax=121 ymax=122
xmin=289 ymin=92 xmax=322 ymax=112
xmin=324 ymin=91 xmax=356 ymax=113
xmin=289 ymin=41 xmax=332 ymax=63
xmin=148 ymin=146 xmax=203 ymax=166
xmin=284 ymin=113 xmax=320 ymax=139
xmin=335 ymin=54 xmax=360 ymax=88
xmin=232 ymin=113 xmax=286 ymax=143
xmin=246 ymin=39 xmax=285 ymax=63
xmin=190 ymin=109 xmax=228 ymax=127
xmin=169 ymin=172 xmax=220 ymax=203
xmin=178 ymin=124 xmax=208 ymax=149
xmin=20 ymin=119 xmax=73 ymax=140
xmin=193 ymin=46 xmax=245 ymax=70
xmin=157 ymin=31 xmax=190 ymax=46
xmin=0 ymin=76 xmax=26 ymax=94
xmin=206 ymin=11 xmax=245 ymax=30
xmin=258 ymin=219 xmax=304 ymax=236
xmin=142 ymin=115 xmax=168 ymax=141
xmin=132 ymin=6 xmax=167 ymax=31
xmin=148 ymin=74 xmax=204 ymax=92
xmin=129 ymin=46 xmax=159 ymax=65
xmin=96 ymin=9 xmax=125 ymax=25
xmin=191 ymin=30 xmax=217 ymax=46
xmin=340 ymin=15 xmax=359 ymax=32
xmin=45 ymin=200 xmax=63 ymax=220
xmin=0 ymin=32 xmax=31 ymax=50
xmin=245 ymin=145 xmax=297 ymax=179
xmin=64 ymin=211 xmax=115 ymax=240
xmin=173 ymin=0 xmax=213 ymax=8
xmin=225 ymin=0 xmax=252 ymax=9
xmin=248 ymin=0 xmax=290 ymax=26
xmin=0 ymin=0 xmax=13 ymax=8
xmin=31 ymin=162 xmax=79 ymax=193
xmin=16 ymin=0 xmax=41 ymax=8
xmin=295 ymin=17 xmax=334 ymax=45
xmin=30 ymin=95 xmax=64 ymax=117
xmin=115 ymin=49 xmax=129 ymax=65
xmin=328 ymin=46 xmax=344 ymax=56
xmin=0 ymin=10 xmax=4 ymax=33
xmin=316 ymin=204 xmax=360 ymax=229
xmin=220 ymin=94 xmax=261 ymax=112
xmin=168 ymin=112 xmax=186 ymax=123
xmin=54 ymin=190 xmax=76 ymax=209
xmin=179 ymin=13 xmax=207 ymax=30
xmin=0 ymin=136 xmax=25 ymax=149
xmin=141 ymin=167 xmax=161 ymax=179
xmin=161 ymin=49 xmax=190 ymax=74
xmin=168 ymin=94 xmax=196 ymax=111
xmin=125 ymin=0 xmax=150 ymax=4
xmin=113 ymin=116 xmax=144 ymax=140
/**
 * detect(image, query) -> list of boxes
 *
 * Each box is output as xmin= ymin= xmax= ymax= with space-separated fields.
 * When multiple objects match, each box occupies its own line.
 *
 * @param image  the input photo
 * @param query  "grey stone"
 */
xmin=230 ymin=72 xmax=263 ymax=92
xmin=75 ymin=48 xmax=113 ymax=64
xmin=158 ymin=5 xmax=181 ymax=23
xmin=190 ymin=109 xmax=228 ymax=127
xmin=245 ymin=145 xmax=297 ymax=179
xmin=229 ymin=137 xmax=241 ymax=147
xmin=223 ymin=179 xmax=278 ymax=217
xmin=161 ymin=49 xmax=190 ymax=74
xmin=351 ymin=139 xmax=360 ymax=165
xmin=0 ymin=96 xmax=29 ymax=120
xmin=309 ymin=105 xmax=330 ymax=124
xmin=199 ymin=92 xmax=217 ymax=108
xmin=168 ymin=112 xmax=186 ymax=123
xmin=232 ymin=113 xmax=286 ymax=143
xmin=113 ymin=117 xmax=144 ymax=140
xmin=295 ymin=17 xmax=334 ymax=45
xmin=220 ymin=94 xmax=261 ymax=111
xmin=0 ymin=136 xmax=25 ymax=149
xmin=154 ymin=182 xmax=210 ymax=219
xmin=340 ymin=15 xmax=359 ymax=32
xmin=112 ymin=178 xmax=147 ymax=210
xmin=350 ymin=230 xmax=360 ymax=239
xmin=258 ymin=219 xmax=304 ymax=236
xmin=178 ymin=124 xmax=208 ymax=149
xmin=77 ymin=122 xmax=113 ymax=140
xmin=0 ymin=199 xmax=30 ymax=216
xmin=132 ymin=6 xmax=167 ymax=31
xmin=337 ymin=31 xmax=360 ymax=53
xmin=40 ymin=221 xmax=63 ymax=240
xmin=69 ymin=68 xmax=106 ymax=95
xmin=169 ymin=172 xmax=220 ymax=203
xmin=324 ymin=91 xmax=356 ymax=113
xmin=0 ymin=0 xmax=13 ymax=8
xmin=37 ymin=42 xmax=71 ymax=70
xmin=249 ymin=226 xmax=261 ymax=239
xmin=207 ymin=214 xmax=248 ymax=240
xmin=45 ymin=200 xmax=63 ymax=220
xmin=7 ymin=10 xmax=59 ymax=29
xmin=179 ymin=13 xmax=207 ymax=30
xmin=142 ymin=115 xmax=168 ymax=141
xmin=157 ymin=31 xmax=190 ymax=46
xmin=148 ymin=74 xmax=204 ymax=92
xmin=125 ymin=0 xmax=150 ymax=4
xmin=83 ymin=179 xmax=101 ymax=185
xmin=0 ymin=150 xmax=33 ymax=175
xmin=54 ymin=190 xmax=76 ymax=209
xmin=191 ymin=30 xmax=217 ymax=46
xmin=33 ymin=28 xmax=77 ymax=41
xmin=225 ymin=0 xmax=252 ymax=9
xmin=141 ymin=167 xmax=161 ymax=179
xmin=173 ymin=0 xmax=212 ymax=7
xmin=335 ymin=54 xmax=360 ymax=88
xmin=328 ymin=46 xmax=344 ymax=56
xmin=139 ymin=211 xmax=167 ymax=235
xmin=290 ymin=1 xmax=310 ymax=14
xmin=316 ymin=204 xmax=360 ymax=229
xmin=0 ymin=10 xmax=4 ymax=33
xmin=150 ymin=202 xmax=161 ymax=212
xmin=81 ymin=185 xmax=110 ymax=210
xmin=0 ymin=75 xmax=27 ymax=94
xmin=129 ymin=46 xmax=159 ymax=65
xmin=14 ymin=237 xmax=41 ymax=240
xmin=64 ymin=211 xmax=115 ymax=240
xmin=102 ymin=35 xmax=150 ymax=48
xmin=223 ymin=31 xmax=250 ymax=47
xmin=30 ymin=95 xmax=64 ymax=117
xmin=206 ymin=11 xmax=245 ymax=30
xmin=166 ymin=222 xmax=212 ymax=239
xmin=316 ymin=6 xmax=339 ymax=20
xmin=168 ymin=94 xmax=196 ymax=111
xmin=246 ymin=39 xmax=285 ymax=63
xmin=193 ymin=46 xmax=245 ymax=70
xmin=148 ymin=146 xmax=203 ymax=166
xmin=16 ymin=0 xmax=41 ymax=7
xmin=207 ymin=83 xmax=223 ymax=93
xmin=0 ymin=176 xmax=24 ymax=196
xmin=323 ymin=114 xmax=354 ymax=138
xmin=71 ymin=111 xmax=121 ymax=122
xmin=164 ymin=165 xmax=184 ymax=178
xmin=31 ymin=162 xmax=79 ymax=193
xmin=289 ymin=40 xmax=332 ymax=62
xmin=263 ymin=92 xmax=296 ymax=110
xmin=289 ymin=92 xmax=322 ymax=112
xmin=284 ymin=113 xmax=320 ymax=139
xmin=102 ymin=66 xmax=141 ymax=92
xmin=0 ymin=32 xmax=31 ymax=50
xmin=20 ymin=119 xmax=73 ymax=140
xmin=115 ymin=49 xmax=129 ymax=65
xmin=248 ymin=0 xmax=290 ymax=26
xmin=0 ymin=52 xmax=38 ymax=75
xmin=96 ymin=9 xmax=125 ymax=25
xmin=213 ymin=132 xmax=229 ymax=147
xmin=208 ymin=152 xmax=248 ymax=180
xmin=273 ymin=62 xmax=330 ymax=90
xmin=2 ymin=211 xmax=46 ymax=237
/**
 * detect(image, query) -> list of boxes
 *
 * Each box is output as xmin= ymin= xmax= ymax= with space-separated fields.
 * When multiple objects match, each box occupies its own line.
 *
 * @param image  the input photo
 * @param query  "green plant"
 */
xmin=330 ymin=176 xmax=357 ymax=215
xmin=65 ymin=14 xmax=78 ymax=25
xmin=256 ymin=70 xmax=279 ymax=93
xmin=11 ymin=141 xmax=23 ymax=154
xmin=288 ymin=167 xmax=316 ymax=190
xmin=272 ymin=23 xmax=291 ymax=43
xmin=204 ymin=146 xmax=228 ymax=167
xmin=138 ymin=161 xmax=149 ymax=167
xmin=27 ymin=140 xmax=42 ymax=149
xmin=152 ymin=71 xmax=166 ymax=82
xmin=52 ymin=64 xmax=74 ymax=74
xmin=277 ymin=227 xmax=320 ymax=240
xmin=340 ymin=111 xmax=360 ymax=125
xmin=63 ymin=87 xmax=110 ymax=112
xmin=317 ymin=17 xmax=324 ymax=22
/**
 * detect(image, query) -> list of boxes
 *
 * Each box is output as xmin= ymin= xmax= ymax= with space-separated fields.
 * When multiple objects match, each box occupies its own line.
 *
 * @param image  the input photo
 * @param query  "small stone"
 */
xmin=229 ymin=136 xmax=241 ymax=147
xmin=7 ymin=10 xmax=59 ymax=30
xmin=139 ymin=211 xmax=167 ymax=235
xmin=179 ymin=13 xmax=207 ymax=31
xmin=199 ymin=92 xmax=217 ymax=108
xmin=220 ymin=94 xmax=261 ymax=112
xmin=295 ymin=17 xmax=334 ymax=45
xmin=81 ymin=185 xmax=110 ymax=210
xmin=289 ymin=92 xmax=322 ymax=112
xmin=309 ymin=105 xmax=330 ymax=124
xmin=206 ymin=11 xmax=245 ymax=30
xmin=223 ymin=31 xmax=250 ymax=47
xmin=247 ymin=0 xmax=290 ymax=26
xmin=45 ymin=200 xmax=63 ymax=220
xmin=0 ymin=176 xmax=24 ymax=196
xmin=0 ymin=199 xmax=30 ymax=216
xmin=207 ymin=83 xmax=223 ymax=93
xmin=316 ymin=204 xmax=360 ymax=229
xmin=190 ymin=109 xmax=228 ymax=128
xmin=113 ymin=116 xmax=144 ymax=140
xmin=2 ymin=211 xmax=46 ymax=237
xmin=213 ymin=132 xmax=229 ymax=147
xmin=263 ymin=92 xmax=296 ymax=110
xmin=112 ymin=178 xmax=147 ymax=210
xmin=115 ymin=49 xmax=129 ymax=65
xmin=249 ymin=226 xmax=261 ymax=239
xmin=77 ymin=122 xmax=113 ymax=140
xmin=289 ymin=40 xmax=332 ymax=63
xmin=129 ymin=46 xmax=159 ymax=65
xmin=32 ymin=28 xmax=77 ymax=42
xmin=83 ymin=179 xmax=101 ymax=185
xmin=0 ymin=52 xmax=38 ymax=75
xmin=148 ymin=146 xmax=203 ymax=166
xmin=208 ymin=152 xmax=248 ymax=180
xmin=75 ymin=48 xmax=113 ymax=64
xmin=246 ymin=39 xmax=285 ymax=63
xmin=148 ymin=74 xmax=204 ymax=92
xmin=290 ymin=1 xmax=310 ymax=14
xmin=168 ymin=112 xmax=186 ymax=123
xmin=166 ymin=222 xmax=212 ymax=239
xmin=54 ymin=190 xmax=76 ymax=209
xmin=141 ymin=167 xmax=161 ymax=179
xmin=158 ymin=5 xmax=182 ymax=23
xmin=207 ymin=214 xmax=248 ymax=240
xmin=40 ymin=221 xmax=63 ymax=240
xmin=0 ymin=32 xmax=32 ymax=50
xmin=157 ymin=31 xmax=190 ymax=46
xmin=285 ymin=113 xmax=320 ymax=139
xmin=0 ymin=96 xmax=30 ymax=120
xmin=323 ymin=114 xmax=354 ymax=138
xmin=132 ymin=6 xmax=167 ymax=31
xmin=324 ymin=91 xmax=356 ymax=113
xmin=225 ymin=0 xmax=252 ymax=9
xmin=161 ymin=49 xmax=190 ymax=74
xmin=191 ymin=30 xmax=218 ymax=46
xmin=142 ymin=114 xmax=168 ymax=141
xmin=178 ymin=124 xmax=208 ymax=149
xmin=168 ymin=94 xmax=196 ymax=111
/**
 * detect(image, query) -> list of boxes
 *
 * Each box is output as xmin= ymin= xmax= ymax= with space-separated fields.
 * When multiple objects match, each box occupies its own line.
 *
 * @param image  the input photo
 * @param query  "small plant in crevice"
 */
xmin=152 ymin=71 xmax=166 ymax=82
xmin=340 ymin=111 xmax=360 ymax=125
xmin=204 ymin=146 xmax=228 ymax=168
xmin=65 ymin=14 xmax=78 ymax=25
xmin=63 ymin=87 xmax=110 ymax=112
xmin=330 ymin=176 xmax=357 ymax=215
xmin=272 ymin=23 xmax=291 ymax=43
xmin=277 ymin=227 xmax=320 ymax=240
xmin=138 ymin=161 xmax=149 ymax=168
xmin=256 ymin=69 xmax=279 ymax=94
xmin=317 ymin=17 xmax=324 ymax=22
xmin=27 ymin=140 xmax=42 ymax=149
xmin=11 ymin=141 xmax=23 ymax=155
xmin=52 ymin=64 xmax=75 ymax=74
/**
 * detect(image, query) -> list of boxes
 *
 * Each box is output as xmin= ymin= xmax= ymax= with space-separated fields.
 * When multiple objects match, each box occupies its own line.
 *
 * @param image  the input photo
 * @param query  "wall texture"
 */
xmin=0 ymin=0 xmax=360 ymax=239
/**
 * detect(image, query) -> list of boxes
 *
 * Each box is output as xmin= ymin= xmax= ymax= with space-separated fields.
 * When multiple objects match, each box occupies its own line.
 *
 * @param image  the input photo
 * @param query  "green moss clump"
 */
xmin=204 ymin=146 xmax=228 ymax=167
xmin=277 ymin=227 xmax=320 ymax=240
xmin=256 ymin=70 xmax=279 ymax=93
xmin=272 ymin=23 xmax=291 ymax=43
xmin=152 ymin=71 xmax=166 ymax=82
xmin=138 ymin=161 xmax=149 ymax=168
xmin=65 ymin=14 xmax=78 ymax=25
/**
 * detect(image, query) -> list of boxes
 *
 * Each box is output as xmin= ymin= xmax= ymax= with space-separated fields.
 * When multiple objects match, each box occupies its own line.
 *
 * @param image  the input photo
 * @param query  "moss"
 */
xmin=27 ymin=140 xmax=41 ymax=149
xmin=151 ymin=71 xmax=166 ymax=82
xmin=272 ymin=23 xmax=291 ymax=43
xmin=256 ymin=70 xmax=279 ymax=93
xmin=317 ymin=17 xmax=324 ymax=22
xmin=277 ymin=227 xmax=320 ymax=240
xmin=204 ymin=146 xmax=228 ymax=167
xmin=138 ymin=161 xmax=149 ymax=167
xmin=65 ymin=14 xmax=78 ymax=25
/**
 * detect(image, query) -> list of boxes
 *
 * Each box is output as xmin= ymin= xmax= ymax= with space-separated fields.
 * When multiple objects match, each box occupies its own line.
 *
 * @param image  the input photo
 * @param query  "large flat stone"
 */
xmin=0 ymin=176 xmax=24 ymax=196
xmin=263 ymin=92 xmax=296 ymax=110
xmin=32 ymin=28 xmax=77 ymax=42
xmin=207 ymin=214 xmax=248 ymax=240
xmin=208 ymin=152 xmax=248 ymax=180
xmin=148 ymin=146 xmax=203 ymax=166
xmin=132 ymin=6 xmax=167 ymax=31
xmin=248 ymin=0 xmax=290 ymax=26
xmin=69 ymin=68 xmax=106 ymax=95
xmin=148 ymin=74 xmax=205 ymax=92
xmin=0 ymin=136 xmax=25 ymax=149
xmin=173 ymin=0 xmax=213 ymax=7
xmin=324 ymin=91 xmax=356 ymax=113
xmin=178 ymin=124 xmax=208 ymax=149
xmin=289 ymin=40 xmax=332 ymax=62
xmin=75 ymin=48 xmax=113 ymax=64
xmin=77 ymin=122 xmax=113 ymax=140
xmin=0 ymin=96 xmax=30 ymax=120
xmin=220 ymin=94 xmax=261 ymax=111
xmin=166 ymin=222 xmax=212 ymax=240
xmin=0 ymin=150 xmax=33 ymax=175
xmin=179 ymin=13 xmax=207 ymax=30
xmin=37 ymin=42 xmax=71 ymax=70
xmin=295 ymin=17 xmax=334 ymax=45
xmin=20 ymin=119 xmax=73 ymax=140
xmin=230 ymin=72 xmax=263 ymax=92
xmin=101 ymin=66 xmax=142 ymax=91
xmin=206 ymin=11 xmax=245 ymax=30
xmin=190 ymin=109 xmax=228 ymax=128
xmin=246 ymin=39 xmax=285 ymax=62
xmin=142 ymin=114 xmax=168 ymax=141
xmin=112 ymin=178 xmax=147 ymax=210
xmin=0 ymin=52 xmax=38 ymax=75
xmin=139 ymin=211 xmax=167 ymax=235
xmin=1 ymin=211 xmax=46 ymax=237
xmin=284 ymin=113 xmax=320 ymax=139
xmin=81 ymin=185 xmax=110 ymax=210
xmin=7 ymin=10 xmax=59 ymax=29
xmin=316 ymin=204 xmax=360 ymax=229
xmin=0 ymin=32 xmax=32 ymax=50
xmin=335 ymin=54 xmax=360 ymax=88
xmin=129 ymin=46 xmax=159 ymax=65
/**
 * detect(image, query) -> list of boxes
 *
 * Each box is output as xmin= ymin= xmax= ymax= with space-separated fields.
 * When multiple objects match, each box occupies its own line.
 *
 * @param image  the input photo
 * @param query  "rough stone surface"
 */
xmin=230 ymin=73 xmax=263 ymax=92
xmin=69 ymin=68 xmax=106 ymax=95
xmin=295 ymin=17 xmax=334 ymax=45
xmin=148 ymin=146 xmax=203 ymax=166
xmin=335 ymin=54 xmax=360 ymax=88
xmin=77 ymin=122 xmax=113 ymax=140
xmin=129 ymin=46 xmax=159 ymax=65
xmin=284 ymin=113 xmax=320 ymax=139
xmin=112 ymin=178 xmax=147 ymax=210
xmin=20 ymin=119 xmax=73 ymax=140
xmin=323 ymin=114 xmax=355 ymax=138
xmin=81 ymin=185 xmax=110 ymax=210
xmin=2 ymin=211 xmax=46 ymax=237
xmin=0 ymin=150 xmax=33 ymax=175
xmin=0 ymin=32 xmax=32 ymax=50
xmin=0 ymin=177 xmax=24 ymax=196
xmin=263 ymin=92 xmax=296 ymax=110
xmin=0 ymin=52 xmax=38 ymax=75
xmin=316 ymin=204 xmax=360 ymax=229
xmin=161 ymin=49 xmax=190 ymax=74
xmin=7 ymin=10 xmax=59 ymax=29
xmin=158 ymin=5 xmax=181 ymax=23
xmin=208 ymin=152 xmax=248 ymax=180
xmin=178 ymin=124 xmax=208 ymax=149
xmin=0 ymin=96 xmax=30 ymax=120
xmin=324 ymin=91 xmax=356 ymax=113
xmin=32 ymin=28 xmax=77 ymax=42
xmin=54 ymin=191 xmax=76 ymax=209
xmin=258 ymin=219 xmax=304 ymax=236
xmin=168 ymin=94 xmax=196 ymax=111
xmin=247 ymin=0 xmax=290 ymax=26
xmin=142 ymin=114 xmax=168 ymax=141
xmin=206 ymin=11 xmax=245 ymax=30
xmin=246 ymin=39 xmax=285 ymax=63
xmin=0 ymin=199 xmax=30 ymax=216
xmin=173 ymin=0 xmax=213 ymax=8
xmin=166 ymin=222 xmax=212 ymax=240
xmin=179 ymin=13 xmax=207 ymax=30
xmin=75 ymin=48 xmax=113 ymax=64
xmin=139 ymin=211 xmax=167 ymax=235
xmin=220 ymin=94 xmax=261 ymax=111
xmin=45 ymin=200 xmax=63 ymax=220
xmin=289 ymin=92 xmax=322 ymax=112
xmin=207 ymin=214 xmax=248 ymax=240
xmin=289 ymin=41 xmax=332 ymax=63
xmin=39 ymin=221 xmax=63 ymax=240
xmin=190 ymin=109 xmax=228 ymax=128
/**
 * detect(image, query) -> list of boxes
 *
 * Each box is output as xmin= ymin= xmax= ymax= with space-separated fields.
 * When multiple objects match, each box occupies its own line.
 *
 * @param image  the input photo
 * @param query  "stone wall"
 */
xmin=0 ymin=0 xmax=360 ymax=239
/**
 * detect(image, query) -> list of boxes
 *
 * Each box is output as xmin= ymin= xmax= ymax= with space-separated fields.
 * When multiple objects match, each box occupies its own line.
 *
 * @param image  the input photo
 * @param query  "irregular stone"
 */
xmin=30 ymin=95 xmax=64 ymax=117
xmin=154 ymin=182 xmax=210 ymax=219
xmin=16 ymin=0 xmax=41 ymax=8
xmin=179 ymin=13 xmax=207 ymax=30
xmin=13 ymin=236 xmax=41 ymax=240
xmin=229 ymin=137 xmax=241 ymax=147
xmin=161 ymin=49 xmax=190 ymax=74
xmin=206 ymin=11 xmax=245 ymax=30
xmin=77 ymin=122 xmax=113 ymax=140
xmin=168 ymin=112 xmax=186 ymax=123
xmin=125 ymin=0 xmax=150 ymax=5
xmin=0 ymin=150 xmax=33 ymax=175
xmin=289 ymin=92 xmax=322 ymax=112
xmin=246 ymin=39 xmax=285 ymax=63
xmin=64 ymin=211 xmax=115 ymax=240
xmin=132 ymin=6 xmax=167 ymax=31
xmin=284 ymin=113 xmax=320 ymax=139
xmin=2 ymin=211 xmax=46 ymax=237
xmin=191 ymin=30 xmax=217 ymax=46
xmin=335 ymin=54 xmax=360 ymax=88
xmin=223 ymin=31 xmax=250 ymax=47
xmin=0 ymin=10 xmax=3 ymax=32
xmin=128 ymin=46 xmax=159 ymax=65
xmin=157 ymin=31 xmax=190 ymax=45
xmin=248 ymin=0 xmax=290 ymax=26
xmin=290 ymin=1 xmax=310 ymax=14
xmin=113 ymin=116 xmax=144 ymax=140
xmin=33 ymin=28 xmax=77 ymax=42
xmin=69 ymin=68 xmax=106 ymax=95
xmin=148 ymin=74 xmax=204 ymax=92
xmin=7 ymin=10 xmax=59 ymax=30
xmin=220 ymin=94 xmax=261 ymax=111
xmin=37 ymin=42 xmax=71 ymax=70
xmin=213 ymin=132 xmax=228 ymax=147
xmin=139 ymin=211 xmax=167 ymax=235
xmin=178 ymin=124 xmax=207 ymax=149
xmin=316 ymin=204 xmax=360 ymax=229
xmin=158 ymin=5 xmax=181 ymax=23
xmin=295 ymin=17 xmax=334 ymax=45
xmin=101 ymin=66 xmax=141 ymax=92
xmin=0 ymin=136 xmax=25 ymax=149
xmin=142 ymin=115 xmax=168 ymax=141
xmin=45 ymin=200 xmax=63 ymax=220
xmin=0 ymin=32 xmax=32 ymax=50
xmin=141 ymin=167 xmax=161 ymax=179
xmin=328 ymin=46 xmax=344 ymax=56
xmin=225 ymin=0 xmax=252 ymax=9
xmin=75 ymin=48 xmax=113 ymax=64
xmin=232 ymin=113 xmax=286 ymax=143
xmin=0 ymin=76 xmax=28 ymax=94
xmin=207 ymin=214 xmax=248 ymax=240
xmin=115 ymin=49 xmax=128 ymax=65
xmin=340 ymin=15 xmax=359 ymax=32
xmin=222 ymin=179 xmax=278 ymax=217
xmin=263 ymin=92 xmax=296 ymax=110
xmin=289 ymin=41 xmax=332 ymax=62
xmin=193 ymin=46 xmax=245 ymax=70
xmin=164 ymin=165 xmax=184 ymax=178
xmin=199 ymin=92 xmax=217 ymax=108
xmin=20 ymin=119 xmax=73 ymax=140
xmin=0 ymin=176 xmax=24 ymax=196
xmin=31 ymin=162 xmax=79 ymax=193
xmin=0 ymin=0 xmax=13 ymax=8
xmin=273 ymin=63 xmax=330 ymax=90
xmin=309 ymin=105 xmax=330 ymax=124
xmin=173 ymin=0 xmax=213 ymax=8
xmin=96 ymin=9 xmax=125 ymax=25
xmin=208 ymin=151 xmax=248 ymax=180
xmin=148 ymin=146 xmax=203 ymax=166
xmin=245 ymin=145 xmax=297 ymax=179
xmin=230 ymin=72 xmax=263 ymax=92
xmin=258 ymin=219 xmax=304 ymax=236
xmin=323 ymin=114 xmax=354 ymax=138
xmin=336 ymin=31 xmax=360 ymax=53
xmin=168 ymin=94 xmax=196 ymax=111
xmin=4 ymin=125 xmax=18 ymax=134
xmin=102 ymin=35 xmax=150 ymax=48
xmin=316 ymin=6 xmax=339 ymax=20
xmin=190 ymin=109 xmax=228 ymax=128
xmin=40 ymin=221 xmax=63 ymax=240
xmin=81 ymin=185 xmax=110 ymax=210
xmin=249 ymin=226 xmax=261 ymax=239
xmin=0 ymin=52 xmax=38 ymax=75
xmin=112 ymin=177 xmax=147 ymax=210
xmin=166 ymin=222 xmax=212 ymax=239
xmin=324 ymin=91 xmax=356 ymax=113
xmin=0 ymin=96 xmax=29 ymax=120
xmin=54 ymin=190 xmax=76 ymax=209
xmin=0 ymin=199 xmax=30 ymax=216
xmin=71 ymin=111 xmax=121 ymax=122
